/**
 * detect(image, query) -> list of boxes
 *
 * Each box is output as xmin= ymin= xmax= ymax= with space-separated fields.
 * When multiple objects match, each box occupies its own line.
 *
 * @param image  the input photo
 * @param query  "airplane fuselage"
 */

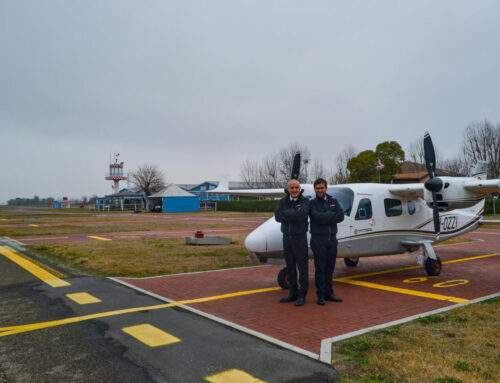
xmin=244 ymin=183 xmax=483 ymax=259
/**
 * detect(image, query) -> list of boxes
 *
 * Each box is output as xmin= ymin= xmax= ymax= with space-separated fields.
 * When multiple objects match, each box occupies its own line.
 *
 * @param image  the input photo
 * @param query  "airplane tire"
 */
xmin=344 ymin=257 xmax=359 ymax=267
xmin=425 ymin=255 xmax=442 ymax=276
xmin=277 ymin=267 xmax=290 ymax=290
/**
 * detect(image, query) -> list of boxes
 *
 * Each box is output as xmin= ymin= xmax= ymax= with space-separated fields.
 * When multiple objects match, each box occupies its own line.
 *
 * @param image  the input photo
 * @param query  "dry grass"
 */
xmin=28 ymin=234 xmax=254 ymax=277
xmin=332 ymin=297 xmax=499 ymax=383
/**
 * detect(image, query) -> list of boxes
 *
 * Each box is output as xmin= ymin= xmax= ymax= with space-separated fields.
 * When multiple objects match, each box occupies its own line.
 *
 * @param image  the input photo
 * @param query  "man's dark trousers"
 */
xmin=310 ymin=235 xmax=337 ymax=297
xmin=283 ymin=234 xmax=308 ymax=298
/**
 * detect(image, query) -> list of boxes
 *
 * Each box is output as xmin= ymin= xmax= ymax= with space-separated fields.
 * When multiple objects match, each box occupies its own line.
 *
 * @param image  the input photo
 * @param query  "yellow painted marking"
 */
xmin=0 ymin=246 xmax=70 ymax=288
xmin=29 ymin=224 xmax=39 ymax=227
xmin=205 ymin=369 xmax=266 ymax=383
xmin=1 ymin=219 xmax=6 ymax=221
xmin=403 ymin=277 xmax=427 ymax=283
xmin=21 ymin=237 xmax=69 ymax=241
xmin=433 ymin=280 xmax=469 ymax=288
xmin=336 ymin=278 xmax=468 ymax=303
xmin=88 ymin=235 xmax=112 ymax=241
xmin=122 ymin=324 xmax=181 ymax=347
xmin=0 ymin=253 xmax=497 ymax=338
xmin=67 ymin=292 xmax=102 ymax=305
xmin=0 ymin=286 xmax=281 ymax=337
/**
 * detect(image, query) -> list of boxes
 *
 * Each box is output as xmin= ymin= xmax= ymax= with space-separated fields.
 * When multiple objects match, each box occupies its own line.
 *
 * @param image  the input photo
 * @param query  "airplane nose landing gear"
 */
xmin=419 ymin=242 xmax=442 ymax=276
xmin=425 ymin=256 xmax=442 ymax=276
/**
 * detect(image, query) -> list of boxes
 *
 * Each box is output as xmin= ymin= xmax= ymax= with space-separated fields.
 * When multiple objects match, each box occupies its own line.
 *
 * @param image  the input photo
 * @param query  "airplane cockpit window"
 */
xmin=384 ymin=198 xmax=402 ymax=217
xmin=355 ymin=198 xmax=373 ymax=220
xmin=327 ymin=187 xmax=354 ymax=216
xmin=408 ymin=200 xmax=416 ymax=215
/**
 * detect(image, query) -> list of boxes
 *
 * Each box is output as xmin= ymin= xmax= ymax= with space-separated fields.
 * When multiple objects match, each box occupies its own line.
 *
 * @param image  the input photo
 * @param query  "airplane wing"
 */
xmin=208 ymin=175 xmax=285 ymax=198
xmin=388 ymin=184 xmax=424 ymax=198
xmin=464 ymin=179 xmax=500 ymax=195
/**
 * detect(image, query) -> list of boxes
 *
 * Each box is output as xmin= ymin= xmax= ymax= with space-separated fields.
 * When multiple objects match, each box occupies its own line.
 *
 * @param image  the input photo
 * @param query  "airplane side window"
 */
xmin=408 ymin=200 xmax=416 ymax=215
xmin=384 ymin=198 xmax=402 ymax=217
xmin=327 ymin=187 xmax=354 ymax=216
xmin=355 ymin=198 xmax=373 ymax=220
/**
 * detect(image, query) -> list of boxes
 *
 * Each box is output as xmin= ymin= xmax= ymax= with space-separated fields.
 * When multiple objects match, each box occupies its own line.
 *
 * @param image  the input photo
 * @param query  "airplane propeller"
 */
xmin=423 ymin=132 xmax=442 ymax=237
xmin=291 ymin=152 xmax=301 ymax=180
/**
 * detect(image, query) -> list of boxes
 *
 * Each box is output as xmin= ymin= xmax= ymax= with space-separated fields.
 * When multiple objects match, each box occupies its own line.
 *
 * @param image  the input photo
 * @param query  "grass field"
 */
xmin=28 ymin=233 xmax=252 ymax=277
xmin=332 ymin=297 xmax=499 ymax=383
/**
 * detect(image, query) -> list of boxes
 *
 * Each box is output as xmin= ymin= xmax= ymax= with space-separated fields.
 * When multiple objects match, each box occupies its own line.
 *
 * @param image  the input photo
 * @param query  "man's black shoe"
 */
xmin=325 ymin=294 xmax=342 ymax=302
xmin=317 ymin=296 xmax=325 ymax=305
xmin=280 ymin=295 xmax=297 ymax=303
xmin=294 ymin=296 xmax=306 ymax=306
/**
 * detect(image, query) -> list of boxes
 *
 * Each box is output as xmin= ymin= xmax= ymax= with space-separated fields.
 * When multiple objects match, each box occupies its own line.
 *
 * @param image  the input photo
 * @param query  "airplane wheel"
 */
xmin=277 ymin=267 xmax=290 ymax=290
xmin=425 ymin=255 xmax=442 ymax=276
xmin=344 ymin=257 xmax=359 ymax=267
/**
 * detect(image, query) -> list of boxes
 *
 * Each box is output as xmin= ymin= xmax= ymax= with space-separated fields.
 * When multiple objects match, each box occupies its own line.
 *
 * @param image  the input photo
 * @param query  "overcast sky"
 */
xmin=1 ymin=1 xmax=500 ymax=203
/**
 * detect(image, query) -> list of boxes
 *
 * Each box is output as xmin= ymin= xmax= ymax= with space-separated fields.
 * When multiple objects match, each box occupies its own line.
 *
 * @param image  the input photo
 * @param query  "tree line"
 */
xmin=240 ymin=121 xmax=500 ymax=186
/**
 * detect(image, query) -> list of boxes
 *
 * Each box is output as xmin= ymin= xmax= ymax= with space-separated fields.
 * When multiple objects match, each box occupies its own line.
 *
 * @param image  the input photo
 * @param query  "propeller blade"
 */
xmin=291 ymin=152 xmax=301 ymax=180
xmin=424 ymin=132 xmax=436 ymax=178
xmin=432 ymin=195 xmax=441 ymax=236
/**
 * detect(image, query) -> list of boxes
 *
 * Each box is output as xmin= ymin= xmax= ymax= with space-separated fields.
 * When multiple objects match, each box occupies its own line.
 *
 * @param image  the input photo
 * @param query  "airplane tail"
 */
xmin=213 ymin=174 xmax=229 ymax=192
xmin=471 ymin=161 xmax=489 ymax=180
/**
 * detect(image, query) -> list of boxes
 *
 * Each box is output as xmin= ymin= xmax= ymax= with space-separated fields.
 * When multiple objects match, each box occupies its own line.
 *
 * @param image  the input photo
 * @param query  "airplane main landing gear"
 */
xmin=344 ymin=257 xmax=359 ymax=267
xmin=277 ymin=267 xmax=290 ymax=289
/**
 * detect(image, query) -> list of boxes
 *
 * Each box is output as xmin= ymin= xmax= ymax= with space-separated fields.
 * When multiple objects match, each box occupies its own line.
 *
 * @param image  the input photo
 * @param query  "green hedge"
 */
xmin=484 ymin=197 xmax=500 ymax=215
xmin=216 ymin=200 xmax=279 ymax=212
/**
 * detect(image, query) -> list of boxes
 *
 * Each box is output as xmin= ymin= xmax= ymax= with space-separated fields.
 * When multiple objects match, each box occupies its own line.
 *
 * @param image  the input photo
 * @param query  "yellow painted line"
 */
xmin=441 ymin=253 xmax=499 ymax=264
xmin=122 ymin=324 xmax=181 ymax=347
xmin=339 ymin=253 xmax=500 ymax=281
xmin=88 ymin=235 xmax=112 ymax=241
xmin=205 ymin=369 xmax=266 ymax=383
xmin=29 ymin=224 xmax=39 ymax=227
xmin=336 ymin=278 xmax=469 ymax=303
xmin=21 ymin=237 xmax=69 ymax=241
xmin=0 ymin=246 xmax=70 ymax=288
xmin=0 ymin=286 xmax=281 ymax=337
xmin=1 ymin=219 xmax=6 ymax=221
xmin=67 ymin=292 xmax=102 ymax=305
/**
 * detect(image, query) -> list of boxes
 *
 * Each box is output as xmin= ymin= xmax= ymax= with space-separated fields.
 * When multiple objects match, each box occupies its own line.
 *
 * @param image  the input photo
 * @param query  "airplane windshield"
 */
xmin=327 ymin=187 xmax=354 ymax=216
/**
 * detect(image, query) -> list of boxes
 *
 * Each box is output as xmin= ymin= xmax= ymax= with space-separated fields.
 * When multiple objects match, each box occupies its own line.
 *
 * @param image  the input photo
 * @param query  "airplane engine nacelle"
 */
xmin=423 ymin=176 xmax=484 ymax=211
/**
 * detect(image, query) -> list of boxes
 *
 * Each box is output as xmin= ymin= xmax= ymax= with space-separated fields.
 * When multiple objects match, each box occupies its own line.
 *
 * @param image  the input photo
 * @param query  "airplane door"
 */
xmin=349 ymin=197 xmax=375 ymax=253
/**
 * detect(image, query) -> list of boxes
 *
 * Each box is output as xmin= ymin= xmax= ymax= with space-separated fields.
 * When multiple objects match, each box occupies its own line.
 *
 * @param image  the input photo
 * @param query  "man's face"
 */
xmin=314 ymin=182 xmax=327 ymax=198
xmin=287 ymin=180 xmax=301 ymax=199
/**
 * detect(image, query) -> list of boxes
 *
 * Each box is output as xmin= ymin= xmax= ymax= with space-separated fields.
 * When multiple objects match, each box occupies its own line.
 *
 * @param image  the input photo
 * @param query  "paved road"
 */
xmin=0 ymin=240 xmax=339 ymax=383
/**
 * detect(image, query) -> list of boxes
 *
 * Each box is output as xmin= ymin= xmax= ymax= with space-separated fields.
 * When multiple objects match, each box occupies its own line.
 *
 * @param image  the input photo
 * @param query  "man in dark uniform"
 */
xmin=309 ymin=178 xmax=344 ymax=306
xmin=274 ymin=179 xmax=310 ymax=306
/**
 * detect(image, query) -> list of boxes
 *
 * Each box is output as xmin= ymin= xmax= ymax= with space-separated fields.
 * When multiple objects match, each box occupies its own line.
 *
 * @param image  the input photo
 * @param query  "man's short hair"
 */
xmin=313 ymin=178 xmax=327 ymax=187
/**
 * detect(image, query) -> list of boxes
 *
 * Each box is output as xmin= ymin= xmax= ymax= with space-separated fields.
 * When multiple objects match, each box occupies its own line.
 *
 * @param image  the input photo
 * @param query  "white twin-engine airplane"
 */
xmin=210 ymin=133 xmax=500 ymax=288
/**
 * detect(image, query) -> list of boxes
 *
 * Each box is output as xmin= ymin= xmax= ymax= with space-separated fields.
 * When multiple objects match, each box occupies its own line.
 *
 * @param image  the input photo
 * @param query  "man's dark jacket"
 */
xmin=309 ymin=194 xmax=344 ymax=237
xmin=274 ymin=193 xmax=310 ymax=236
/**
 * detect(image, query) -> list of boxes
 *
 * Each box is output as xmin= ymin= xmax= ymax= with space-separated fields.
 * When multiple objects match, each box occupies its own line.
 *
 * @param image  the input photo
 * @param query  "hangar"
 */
xmin=147 ymin=183 xmax=200 ymax=213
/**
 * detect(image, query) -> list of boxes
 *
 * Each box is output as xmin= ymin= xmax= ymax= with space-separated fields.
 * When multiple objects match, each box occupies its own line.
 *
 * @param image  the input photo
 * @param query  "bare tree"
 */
xmin=440 ymin=156 xmax=469 ymax=176
xmin=240 ymin=159 xmax=261 ymax=188
xmin=239 ymin=143 xmax=313 ymax=187
xmin=308 ymin=158 xmax=329 ymax=183
xmin=129 ymin=163 xmax=166 ymax=196
xmin=331 ymin=145 xmax=357 ymax=184
xmin=406 ymin=138 xmax=442 ymax=165
xmin=277 ymin=143 xmax=311 ymax=184
xmin=461 ymin=121 xmax=500 ymax=178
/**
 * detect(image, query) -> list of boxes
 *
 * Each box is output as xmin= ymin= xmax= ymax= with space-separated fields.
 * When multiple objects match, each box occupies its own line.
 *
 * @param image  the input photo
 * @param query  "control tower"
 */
xmin=105 ymin=153 xmax=128 ymax=194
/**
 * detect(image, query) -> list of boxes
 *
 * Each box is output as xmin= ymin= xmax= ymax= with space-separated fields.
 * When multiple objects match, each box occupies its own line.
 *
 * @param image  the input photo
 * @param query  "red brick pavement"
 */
xmin=119 ymin=229 xmax=500 ymax=355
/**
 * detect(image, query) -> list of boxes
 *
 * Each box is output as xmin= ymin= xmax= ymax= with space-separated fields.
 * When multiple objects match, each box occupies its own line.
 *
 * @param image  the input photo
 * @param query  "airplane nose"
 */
xmin=245 ymin=230 xmax=266 ymax=253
